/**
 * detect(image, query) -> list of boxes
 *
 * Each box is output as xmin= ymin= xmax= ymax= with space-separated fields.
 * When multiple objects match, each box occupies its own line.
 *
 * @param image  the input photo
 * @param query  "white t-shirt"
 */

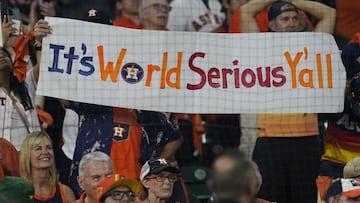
xmin=0 ymin=69 xmax=40 ymax=150
xmin=61 ymin=108 xmax=79 ymax=160
xmin=167 ymin=0 xmax=225 ymax=32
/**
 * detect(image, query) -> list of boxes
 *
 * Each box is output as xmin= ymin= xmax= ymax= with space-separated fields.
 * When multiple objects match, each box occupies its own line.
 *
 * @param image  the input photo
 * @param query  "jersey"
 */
xmin=69 ymin=103 xmax=143 ymax=193
xmin=0 ymin=87 xmax=39 ymax=150
xmin=321 ymin=112 xmax=360 ymax=166
xmin=167 ymin=0 xmax=225 ymax=32
xmin=34 ymin=182 xmax=66 ymax=203
xmin=138 ymin=110 xmax=182 ymax=164
xmin=110 ymin=108 xmax=142 ymax=179
xmin=317 ymin=108 xmax=360 ymax=201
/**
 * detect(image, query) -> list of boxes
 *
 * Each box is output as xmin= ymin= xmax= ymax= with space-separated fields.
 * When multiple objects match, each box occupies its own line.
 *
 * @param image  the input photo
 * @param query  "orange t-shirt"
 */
xmin=257 ymin=113 xmax=319 ymax=137
xmin=113 ymin=16 xmax=141 ymax=29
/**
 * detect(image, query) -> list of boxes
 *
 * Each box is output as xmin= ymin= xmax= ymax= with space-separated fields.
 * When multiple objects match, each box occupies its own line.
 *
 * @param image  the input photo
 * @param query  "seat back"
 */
xmin=180 ymin=166 xmax=212 ymax=202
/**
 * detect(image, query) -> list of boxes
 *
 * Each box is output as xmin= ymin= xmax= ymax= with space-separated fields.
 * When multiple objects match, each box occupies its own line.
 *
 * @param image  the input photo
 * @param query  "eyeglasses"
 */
xmin=83 ymin=173 xmax=113 ymax=182
xmin=144 ymin=3 xmax=172 ymax=12
xmin=146 ymin=173 xmax=178 ymax=183
xmin=105 ymin=190 xmax=135 ymax=201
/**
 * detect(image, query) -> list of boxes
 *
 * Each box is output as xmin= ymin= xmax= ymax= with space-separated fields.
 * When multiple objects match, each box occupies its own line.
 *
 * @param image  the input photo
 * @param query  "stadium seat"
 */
xmin=180 ymin=166 xmax=212 ymax=202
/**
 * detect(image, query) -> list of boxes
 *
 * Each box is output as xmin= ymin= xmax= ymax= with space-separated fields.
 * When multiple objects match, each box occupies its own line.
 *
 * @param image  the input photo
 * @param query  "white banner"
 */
xmin=37 ymin=17 xmax=346 ymax=113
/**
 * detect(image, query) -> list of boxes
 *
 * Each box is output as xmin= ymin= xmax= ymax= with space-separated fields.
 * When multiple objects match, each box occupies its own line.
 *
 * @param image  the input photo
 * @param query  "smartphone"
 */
xmin=7 ymin=8 xmax=21 ymax=35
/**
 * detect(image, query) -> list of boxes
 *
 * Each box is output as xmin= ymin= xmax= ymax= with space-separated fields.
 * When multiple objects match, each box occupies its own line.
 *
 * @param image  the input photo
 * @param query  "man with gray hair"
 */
xmin=138 ymin=0 xmax=172 ymax=30
xmin=74 ymin=151 xmax=114 ymax=203
xmin=208 ymin=149 xmax=267 ymax=203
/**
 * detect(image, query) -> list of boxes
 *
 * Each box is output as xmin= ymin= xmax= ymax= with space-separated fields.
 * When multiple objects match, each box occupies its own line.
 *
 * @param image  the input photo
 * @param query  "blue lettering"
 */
xmin=48 ymin=44 xmax=65 ymax=73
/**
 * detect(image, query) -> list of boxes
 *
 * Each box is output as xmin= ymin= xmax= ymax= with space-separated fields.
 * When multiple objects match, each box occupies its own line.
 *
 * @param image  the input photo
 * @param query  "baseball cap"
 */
xmin=0 ymin=176 xmax=34 ymax=203
xmin=82 ymin=8 xmax=112 ymax=25
xmin=268 ymin=1 xmax=298 ymax=21
xmin=325 ymin=178 xmax=360 ymax=201
xmin=344 ymin=157 xmax=360 ymax=178
xmin=96 ymin=174 xmax=141 ymax=203
xmin=140 ymin=158 xmax=179 ymax=181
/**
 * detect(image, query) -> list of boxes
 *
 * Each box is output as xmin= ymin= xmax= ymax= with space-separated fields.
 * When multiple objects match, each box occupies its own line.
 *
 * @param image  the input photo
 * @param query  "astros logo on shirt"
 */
xmin=112 ymin=122 xmax=130 ymax=142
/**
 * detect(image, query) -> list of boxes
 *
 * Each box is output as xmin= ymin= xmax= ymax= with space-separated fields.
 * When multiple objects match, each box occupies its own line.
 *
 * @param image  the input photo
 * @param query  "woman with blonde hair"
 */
xmin=19 ymin=131 xmax=75 ymax=203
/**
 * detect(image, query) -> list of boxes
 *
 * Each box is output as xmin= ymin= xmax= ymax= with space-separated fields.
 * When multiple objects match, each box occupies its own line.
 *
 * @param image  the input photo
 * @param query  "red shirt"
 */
xmin=113 ymin=16 xmax=141 ymax=29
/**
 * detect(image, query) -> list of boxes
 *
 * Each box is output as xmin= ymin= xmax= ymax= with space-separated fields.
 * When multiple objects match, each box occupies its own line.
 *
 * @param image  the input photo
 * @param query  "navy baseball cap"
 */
xmin=325 ymin=179 xmax=360 ymax=201
xmin=268 ymin=1 xmax=298 ymax=21
xmin=82 ymin=8 xmax=112 ymax=25
xmin=140 ymin=158 xmax=179 ymax=181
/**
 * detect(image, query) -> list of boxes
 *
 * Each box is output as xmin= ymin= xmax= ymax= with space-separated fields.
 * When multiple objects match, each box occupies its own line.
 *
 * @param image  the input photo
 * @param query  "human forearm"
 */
xmin=291 ymin=0 xmax=336 ymax=33
xmin=240 ymin=0 xmax=278 ymax=33
xmin=158 ymin=137 xmax=184 ymax=160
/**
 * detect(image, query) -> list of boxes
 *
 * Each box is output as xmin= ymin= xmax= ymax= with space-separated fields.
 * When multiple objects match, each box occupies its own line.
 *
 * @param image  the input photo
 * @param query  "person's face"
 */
xmin=0 ymin=50 xmax=12 ymax=74
xmin=120 ymin=0 xmax=139 ymax=15
xmin=144 ymin=171 xmax=177 ymax=199
xmin=78 ymin=161 xmax=113 ymax=200
xmin=213 ymin=156 xmax=237 ymax=173
xmin=30 ymin=137 xmax=54 ymax=170
xmin=269 ymin=11 xmax=300 ymax=32
xmin=141 ymin=0 xmax=171 ymax=30
xmin=104 ymin=186 xmax=135 ymax=203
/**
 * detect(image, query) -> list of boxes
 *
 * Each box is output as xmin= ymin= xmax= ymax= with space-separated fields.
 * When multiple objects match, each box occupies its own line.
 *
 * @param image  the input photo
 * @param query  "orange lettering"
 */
xmin=284 ymin=51 xmax=303 ymax=88
xmin=97 ymin=46 xmax=126 ymax=82
xmin=316 ymin=53 xmax=323 ymax=88
xmin=145 ymin=64 xmax=160 ymax=87
xmin=299 ymin=69 xmax=314 ymax=88
xmin=326 ymin=54 xmax=333 ymax=88
xmin=160 ymin=52 xmax=168 ymax=89
xmin=165 ymin=52 xmax=182 ymax=89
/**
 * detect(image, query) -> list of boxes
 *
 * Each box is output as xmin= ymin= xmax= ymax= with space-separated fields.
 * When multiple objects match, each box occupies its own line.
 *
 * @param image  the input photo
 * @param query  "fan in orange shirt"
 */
xmin=228 ymin=2 xmax=313 ymax=33
xmin=113 ymin=0 xmax=142 ymax=29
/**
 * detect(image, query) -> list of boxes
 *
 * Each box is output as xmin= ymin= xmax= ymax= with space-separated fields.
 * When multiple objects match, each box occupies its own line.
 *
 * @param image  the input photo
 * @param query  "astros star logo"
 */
xmin=121 ymin=63 xmax=144 ymax=84
xmin=88 ymin=9 xmax=97 ymax=17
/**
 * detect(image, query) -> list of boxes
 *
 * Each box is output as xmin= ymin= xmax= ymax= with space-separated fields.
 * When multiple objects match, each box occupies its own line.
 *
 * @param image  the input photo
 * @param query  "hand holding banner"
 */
xmin=37 ymin=17 xmax=346 ymax=113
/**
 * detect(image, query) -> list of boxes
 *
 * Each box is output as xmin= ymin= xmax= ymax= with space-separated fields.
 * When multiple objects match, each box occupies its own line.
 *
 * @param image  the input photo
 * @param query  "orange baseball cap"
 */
xmin=96 ymin=174 xmax=141 ymax=203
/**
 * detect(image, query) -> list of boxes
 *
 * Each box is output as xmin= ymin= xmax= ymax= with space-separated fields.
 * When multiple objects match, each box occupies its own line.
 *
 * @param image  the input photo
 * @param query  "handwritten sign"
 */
xmin=37 ymin=17 xmax=346 ymax=113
